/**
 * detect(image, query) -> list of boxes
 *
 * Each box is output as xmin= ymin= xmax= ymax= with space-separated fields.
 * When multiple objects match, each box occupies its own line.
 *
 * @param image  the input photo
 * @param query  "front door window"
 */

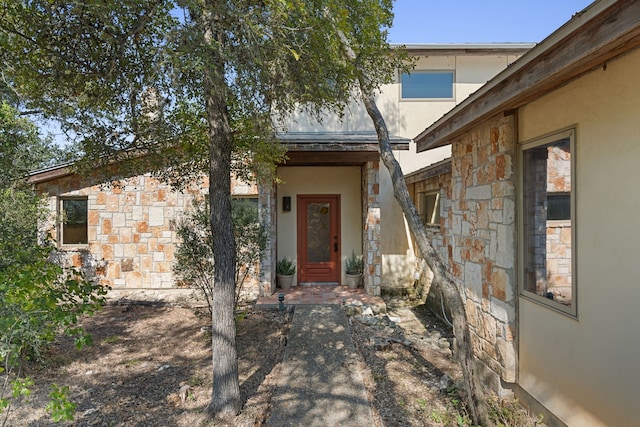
xmin=307 ymin=202 xmax=331 ymax=263
xmin=298 ymin=195 xmax=340 ymax=283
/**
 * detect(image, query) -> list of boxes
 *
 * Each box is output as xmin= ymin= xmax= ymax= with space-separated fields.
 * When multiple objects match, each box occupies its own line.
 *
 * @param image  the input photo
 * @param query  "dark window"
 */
xmin=547 ymin=193 xmax=570 ymax=220
xmin=61 ymin=198 xmax=88 ymax=245
xmin=419 ymin=191 xmax=441 ymax=227
xmin=232 ymin=197 xmax=259 ymax=221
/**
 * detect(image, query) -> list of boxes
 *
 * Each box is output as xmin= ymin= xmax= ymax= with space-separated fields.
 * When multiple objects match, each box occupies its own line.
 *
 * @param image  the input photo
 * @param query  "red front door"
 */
xmin=297 ymin=195 xmax=340 ymax=284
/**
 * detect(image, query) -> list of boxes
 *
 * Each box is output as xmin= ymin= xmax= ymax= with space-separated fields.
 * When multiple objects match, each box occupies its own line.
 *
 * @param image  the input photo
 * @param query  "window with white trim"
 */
xmin=519 ymin=128 xmax=576 ymax=315
xmin=60 ymin=197 xmax=88 ymax=245
xmin=401 ymin=71 xmax=454 ymax=99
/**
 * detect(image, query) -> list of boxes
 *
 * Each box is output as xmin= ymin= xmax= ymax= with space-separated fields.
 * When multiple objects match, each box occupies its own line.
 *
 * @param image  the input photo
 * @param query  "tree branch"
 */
xmin=337 ymin=28 xmax=492 ymax=426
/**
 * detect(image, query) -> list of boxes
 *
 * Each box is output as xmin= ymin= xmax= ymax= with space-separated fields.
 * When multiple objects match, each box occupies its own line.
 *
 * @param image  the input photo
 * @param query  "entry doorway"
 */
xmin=297 ymin=195 xmax=341 ymax=284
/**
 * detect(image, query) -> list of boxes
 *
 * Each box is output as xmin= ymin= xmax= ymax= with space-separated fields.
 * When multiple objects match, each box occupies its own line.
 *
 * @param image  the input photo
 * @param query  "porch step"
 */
xmin=254 ymin=285 xmax=386 ymax=313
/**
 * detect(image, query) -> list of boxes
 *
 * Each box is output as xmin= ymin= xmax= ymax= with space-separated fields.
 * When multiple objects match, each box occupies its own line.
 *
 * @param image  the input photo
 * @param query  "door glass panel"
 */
xmin=307 ymin=202 xmax=330 ymax=262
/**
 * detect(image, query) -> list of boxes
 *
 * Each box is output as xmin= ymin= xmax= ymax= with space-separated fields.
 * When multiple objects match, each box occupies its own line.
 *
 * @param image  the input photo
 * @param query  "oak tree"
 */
xmin=0 ymin=0 xmax=405 ymax=418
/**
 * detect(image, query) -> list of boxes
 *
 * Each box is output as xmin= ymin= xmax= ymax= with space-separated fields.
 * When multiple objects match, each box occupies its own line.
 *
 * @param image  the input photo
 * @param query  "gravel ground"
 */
xmin=1 ymin=302 xmax=523 ymax=426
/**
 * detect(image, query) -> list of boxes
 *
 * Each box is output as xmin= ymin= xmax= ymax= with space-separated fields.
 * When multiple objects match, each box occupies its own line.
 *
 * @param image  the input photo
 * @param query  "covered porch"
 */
xmin=255 ymin=284 xmax=386 ymax=313
xmin=257 ymin=132 xmax=409 ymax=298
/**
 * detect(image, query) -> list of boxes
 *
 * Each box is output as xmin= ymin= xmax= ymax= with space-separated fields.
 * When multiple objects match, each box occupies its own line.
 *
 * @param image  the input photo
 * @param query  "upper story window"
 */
xmin=401 ymin=71 xmax=454 ymax=99
xmin=60 ymin=197 xmax=88 ymax=246
xmin=519 ymin=128 xmax=576 ymax=316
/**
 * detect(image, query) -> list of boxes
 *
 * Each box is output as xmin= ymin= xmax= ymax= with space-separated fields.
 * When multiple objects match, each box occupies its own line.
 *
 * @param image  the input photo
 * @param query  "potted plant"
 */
xmin=345 ymin=251 xmax=363 ymax=289
xmin=276 ymin=257 xmax=296 ymax=290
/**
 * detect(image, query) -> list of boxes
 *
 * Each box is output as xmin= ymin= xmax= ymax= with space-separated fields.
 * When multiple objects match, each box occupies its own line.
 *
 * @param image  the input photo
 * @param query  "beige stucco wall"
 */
xmin=396 ymin=54 xmax=522 ymax=174
xmin=281 ymin=54 xmax=523 ymax=175
xmin=276 ymin=166 xmax=363 ymax=286
xmin=282 ymin=53 xmax=522 ymax=291
xmin=517 ymin=47 xmax=640 ymax=426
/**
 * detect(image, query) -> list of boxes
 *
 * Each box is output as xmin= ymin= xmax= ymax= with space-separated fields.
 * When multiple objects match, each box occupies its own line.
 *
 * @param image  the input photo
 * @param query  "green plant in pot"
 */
xmin=345 ymin=251 xmax=363 ymax=289
xmin=276 ymin=257 xmax=296 ymax=290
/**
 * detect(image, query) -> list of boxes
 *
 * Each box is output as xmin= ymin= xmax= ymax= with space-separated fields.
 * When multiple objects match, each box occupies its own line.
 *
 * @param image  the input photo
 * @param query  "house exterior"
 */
xmin=410 ymin=1 xmax=640 ymax=425
xmin=29 ymin=43 xmax=532 ymax=303
xmin=272 ymin=43 xmax=531 ymax=297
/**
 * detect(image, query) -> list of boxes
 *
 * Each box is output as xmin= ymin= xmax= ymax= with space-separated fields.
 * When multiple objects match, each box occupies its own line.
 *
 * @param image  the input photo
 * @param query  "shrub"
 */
xmin=174 ymin=198 xmax=268 ymax=313
xmin=0 ymin=188 xmax=108 ymax=424
xmin=345 ymin=251 xmax=363 ymax=275
xmin=276 ymin=257 xmax=296 ymax=275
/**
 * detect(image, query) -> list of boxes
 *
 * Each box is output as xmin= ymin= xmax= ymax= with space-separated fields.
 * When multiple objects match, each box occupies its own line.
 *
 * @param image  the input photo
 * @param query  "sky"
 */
xmin=388 ymin=0 xmax=594 ymax=44
xmin=43 ymin=0 xmax=596 ymax=145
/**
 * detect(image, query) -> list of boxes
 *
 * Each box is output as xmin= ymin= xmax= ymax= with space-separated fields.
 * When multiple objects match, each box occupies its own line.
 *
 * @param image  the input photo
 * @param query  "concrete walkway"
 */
xmin=266 ymin=305 xmax=375 ymax=427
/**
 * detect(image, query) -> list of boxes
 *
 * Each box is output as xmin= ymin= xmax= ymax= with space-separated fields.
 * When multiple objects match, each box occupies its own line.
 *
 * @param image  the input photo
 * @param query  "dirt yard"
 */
xmin=2 ymin=302 xmax=532 ymax=426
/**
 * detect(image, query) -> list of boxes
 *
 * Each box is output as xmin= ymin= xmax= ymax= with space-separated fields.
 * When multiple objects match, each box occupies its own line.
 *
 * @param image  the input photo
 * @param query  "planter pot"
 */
xmin=345 ymin=273 xmax=362 ymax=289
xmin=277 ymin=274 xmax=294 ymax=290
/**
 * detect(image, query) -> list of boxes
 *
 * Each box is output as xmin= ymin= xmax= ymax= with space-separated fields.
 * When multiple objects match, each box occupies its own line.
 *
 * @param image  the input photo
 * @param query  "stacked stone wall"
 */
xmin=442 ymin=113 xmax=518 ymax=388
xmin=38 ymin=173 xmax=260 ymax=303
xmin=363 ymin=160 xmax=382 ymax=296
xmin=258 ymin=181 xmax=277 ymax=297
xmin=409 ymin=169 xmax=453 ymax=313
xmin=411 ymin=172 xmax=451 ymax=263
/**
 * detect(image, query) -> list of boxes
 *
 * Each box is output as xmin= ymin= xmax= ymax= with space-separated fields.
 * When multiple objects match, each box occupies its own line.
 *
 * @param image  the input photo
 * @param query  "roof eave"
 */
xmin=396 ymin=43 xmax=535 ymax=56
xmin=415 ymin=0 xmax=639 ymax=152
xmin=27 ymin=163 xmax=75 ymax=184
xmin=277 ymin=132 xmax=410 ymax=151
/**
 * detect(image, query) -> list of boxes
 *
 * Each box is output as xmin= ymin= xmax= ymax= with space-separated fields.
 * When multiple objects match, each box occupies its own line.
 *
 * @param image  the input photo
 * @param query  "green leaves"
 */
xmin=0 ymin=254 xmax=107 ymax=362
xmin=0 ymin=174 xmax=107 ymax=424
xmin=1 ymin=0 xmax=405 ymax=189
xmin=11 ymin=377 xmax=33 ymax=399
xmin=174 ymin=197 xmax=269 ymax=312
xmin=0 ymin=102 xmax=64 ymax=186
xmin=46 ymin=384 xmax=76 ymax=422
xmin=0 ymin=249 xmax=107 ymax=423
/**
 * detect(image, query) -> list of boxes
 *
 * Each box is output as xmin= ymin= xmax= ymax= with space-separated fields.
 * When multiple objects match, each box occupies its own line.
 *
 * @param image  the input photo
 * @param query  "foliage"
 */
xmin=46 ymin=384 xmax=76 ymax=423
xmin=345 ymin=251 xmax=363 ymax=275
xmin=276 ymin=257 xmax=296 ymax=276
xmin=0 ymin=247 xmax=107 ymax=360
xmin=0 ymin=102 xmax=67 ymax=188
xmin=0 ymin=187 xmax=48 ymax=269
xmin=0 ymin=242 xmax=108 ymax=423
xmin=0 ymin=0 xmax=408 ymax=185
xmin=431 ymin=392 xmax=544 ymax=427
xmin=174 ymin=198 xmax=268 ymax=314
xmin=0 ymin=0 xmax=408 ymax=417
xmin=487 ymin=396 xmax=545 ymax=427
xmin=0 ymin=107 xmax=107 ymax=424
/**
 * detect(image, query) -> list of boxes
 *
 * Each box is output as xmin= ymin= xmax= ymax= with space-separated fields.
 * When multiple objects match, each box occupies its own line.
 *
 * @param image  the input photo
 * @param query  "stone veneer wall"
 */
xmin=443 ymin=113 xmax=518 ymax=389
xmin=409 ymin=171 xmax=452 ymax=263
xmin=363 ymin=160 xmax=382 ymax=296
xmin=258 ymin=181 xmax=277 ymax=297
xmin=408 ymin=169 xmax=453 ymax=311
xmin=38 ymin=172 xmax=261 ymax=303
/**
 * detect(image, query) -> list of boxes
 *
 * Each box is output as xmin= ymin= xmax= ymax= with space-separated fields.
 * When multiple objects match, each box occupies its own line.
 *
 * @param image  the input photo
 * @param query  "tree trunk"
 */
xmin=357 ymin=84 xmax=491 ymax=425
xmin=202 ymin=8 xmax=241 ymax=419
